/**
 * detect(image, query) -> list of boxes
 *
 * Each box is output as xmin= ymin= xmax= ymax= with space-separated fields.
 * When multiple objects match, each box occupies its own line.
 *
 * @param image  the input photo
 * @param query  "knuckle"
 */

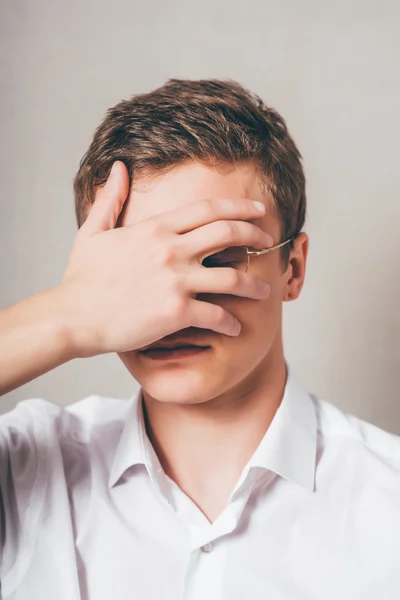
xmin=148 ymin=219 xmax=161 ymax=238
xmin=171 ymin=271 xmax=186 ymax=294
xmin=203 ymin=198 xmax=218 ymax=219
xmin=144 ymin=219 xmax=162 ymax=238
xmin=158 ymin=242 xmax=178 ymax=267
xmin=219 ymin=221 xmax=235 ymax=243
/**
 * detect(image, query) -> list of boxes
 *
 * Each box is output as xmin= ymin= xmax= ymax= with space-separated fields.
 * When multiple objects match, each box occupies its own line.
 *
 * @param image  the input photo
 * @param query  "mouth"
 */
xmin=138 ymin=344 xmax=212 ymax=361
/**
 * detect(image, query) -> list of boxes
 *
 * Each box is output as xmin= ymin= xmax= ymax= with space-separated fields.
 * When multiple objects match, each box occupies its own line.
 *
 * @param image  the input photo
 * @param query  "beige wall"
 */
xmin=1 ymin=0 xmax=399 ymax=432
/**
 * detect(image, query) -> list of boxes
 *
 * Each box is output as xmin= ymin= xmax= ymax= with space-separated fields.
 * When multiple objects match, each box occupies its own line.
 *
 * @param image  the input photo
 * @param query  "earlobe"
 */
xmin=282 ymin=266 xmax=294 ymax=302
xmin=282 ymin=233 xmax=308 ymax=302
xmin=282 ymin=286 xmax=293 ymax=302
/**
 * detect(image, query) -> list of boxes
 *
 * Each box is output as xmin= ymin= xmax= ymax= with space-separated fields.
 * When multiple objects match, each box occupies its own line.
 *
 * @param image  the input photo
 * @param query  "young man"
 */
xmin=0 ymin=79 xmax=399 ymax=600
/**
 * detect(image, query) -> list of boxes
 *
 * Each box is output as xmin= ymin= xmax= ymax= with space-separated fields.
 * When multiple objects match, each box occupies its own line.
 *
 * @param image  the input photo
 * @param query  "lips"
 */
xmin=140 ymin=342 xmax=210 ymax=352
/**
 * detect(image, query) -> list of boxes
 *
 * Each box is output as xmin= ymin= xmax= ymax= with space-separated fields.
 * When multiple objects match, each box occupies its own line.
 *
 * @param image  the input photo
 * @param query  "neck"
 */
xmin=142 ymin=349 xmax=287 ymax=522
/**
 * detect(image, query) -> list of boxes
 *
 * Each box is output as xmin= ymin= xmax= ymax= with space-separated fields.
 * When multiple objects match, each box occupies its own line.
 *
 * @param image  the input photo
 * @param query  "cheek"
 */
xmin=236 ymin=295 xmax=281 ymax=337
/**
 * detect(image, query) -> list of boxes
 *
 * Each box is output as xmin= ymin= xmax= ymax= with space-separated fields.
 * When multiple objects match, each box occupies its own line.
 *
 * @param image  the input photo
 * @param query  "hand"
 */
xmin=59 ymin=161 xmax=273 ymax=357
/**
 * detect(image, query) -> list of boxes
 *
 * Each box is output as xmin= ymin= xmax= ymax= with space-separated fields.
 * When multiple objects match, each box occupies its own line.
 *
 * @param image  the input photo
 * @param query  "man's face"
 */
xmin=118 ymin=160 xmax=307 ymax=405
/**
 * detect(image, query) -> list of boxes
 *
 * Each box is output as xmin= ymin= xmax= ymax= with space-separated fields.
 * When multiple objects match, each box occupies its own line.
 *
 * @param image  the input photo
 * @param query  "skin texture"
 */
xmin=0 ymin=160 xmax=274 ymax=395
xmin=117 ymin=160 xmax=308 ymax=522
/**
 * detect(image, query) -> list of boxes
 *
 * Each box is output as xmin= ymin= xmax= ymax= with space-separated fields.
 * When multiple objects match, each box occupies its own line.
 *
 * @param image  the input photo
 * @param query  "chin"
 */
xmin=119 ymin=351 xmax=232 ymax=404
xmin=140 ymin=369 xmax=222 ymax=404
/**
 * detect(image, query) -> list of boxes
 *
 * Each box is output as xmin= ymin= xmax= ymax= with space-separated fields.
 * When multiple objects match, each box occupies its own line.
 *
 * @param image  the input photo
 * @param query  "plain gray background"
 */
xmin=1 ymin=0 xmax=399 ymax=432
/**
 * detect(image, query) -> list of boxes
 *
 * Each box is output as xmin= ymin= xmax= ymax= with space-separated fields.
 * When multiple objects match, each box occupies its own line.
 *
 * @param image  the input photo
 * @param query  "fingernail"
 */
xmin=252 ymin=200 xmax=265 ymax=212
xmin=266 ymin=235 xmax=274 ymax=246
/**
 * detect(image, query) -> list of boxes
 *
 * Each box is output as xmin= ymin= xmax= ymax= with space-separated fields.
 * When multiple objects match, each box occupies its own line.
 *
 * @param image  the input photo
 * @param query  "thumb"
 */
xmin=80 ymin=161 xmax=130 ymax=235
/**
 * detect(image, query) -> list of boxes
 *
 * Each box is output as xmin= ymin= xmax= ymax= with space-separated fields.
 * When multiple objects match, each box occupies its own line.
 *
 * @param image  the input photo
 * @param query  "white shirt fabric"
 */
xmin=1 ymin=366 xmax=400 ymax=600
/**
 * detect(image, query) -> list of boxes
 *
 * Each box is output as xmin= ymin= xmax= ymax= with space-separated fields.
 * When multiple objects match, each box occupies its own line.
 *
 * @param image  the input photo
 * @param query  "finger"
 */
xmin=182 ymin=220 xmax=273 ymax=261
xmin=157 ymin=197 xmax=267 ymax=235
xmin=187 ymin=298 xmax=241 ymax=336
xmin=79 ymin=161 xmax=130 ymax=235
xmin=187 ymin=266 xmax=271 ymax=300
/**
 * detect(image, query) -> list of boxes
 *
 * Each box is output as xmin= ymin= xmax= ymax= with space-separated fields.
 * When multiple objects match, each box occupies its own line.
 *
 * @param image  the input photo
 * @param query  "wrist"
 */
xmin=52 ymin=283 xmax=100 ymax=360
xmin=45 ymin=285 xmax=85 ymax=361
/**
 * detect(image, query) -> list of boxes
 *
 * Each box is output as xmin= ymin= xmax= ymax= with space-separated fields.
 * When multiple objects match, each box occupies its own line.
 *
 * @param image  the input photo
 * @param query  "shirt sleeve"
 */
xmin=0 ymin=399 xmax=62 ymax=584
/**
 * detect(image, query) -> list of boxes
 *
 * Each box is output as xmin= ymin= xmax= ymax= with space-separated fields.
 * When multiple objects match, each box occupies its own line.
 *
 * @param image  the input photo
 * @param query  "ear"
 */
xmin=282 ymin=232 xmax=309 ymax=302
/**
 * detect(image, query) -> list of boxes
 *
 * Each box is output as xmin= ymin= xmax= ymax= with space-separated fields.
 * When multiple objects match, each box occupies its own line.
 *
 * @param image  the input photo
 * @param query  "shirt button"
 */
xmin=201 ymin=543 xmax=213 ymax=553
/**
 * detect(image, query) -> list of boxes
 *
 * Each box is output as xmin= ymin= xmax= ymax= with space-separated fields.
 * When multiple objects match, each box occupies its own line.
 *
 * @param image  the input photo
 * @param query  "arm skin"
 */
xmin=0 ymin=287 xmax=77 ymax=397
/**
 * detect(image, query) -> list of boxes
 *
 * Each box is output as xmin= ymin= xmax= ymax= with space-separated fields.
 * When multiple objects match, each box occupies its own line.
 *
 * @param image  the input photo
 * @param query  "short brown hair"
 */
xmin=73 ymin=78 xmax=306 ymax=266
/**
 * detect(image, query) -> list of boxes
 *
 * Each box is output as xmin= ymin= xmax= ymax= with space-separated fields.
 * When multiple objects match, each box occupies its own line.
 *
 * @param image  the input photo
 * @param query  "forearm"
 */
xmin=0 ymin=287 xmax=76 ymax=396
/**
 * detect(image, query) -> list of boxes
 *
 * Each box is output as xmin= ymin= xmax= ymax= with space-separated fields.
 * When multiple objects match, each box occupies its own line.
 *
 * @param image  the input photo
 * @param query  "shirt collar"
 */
xmin=108 ymin=365 xmax=317 ymax=492
xmin=108 ymin=385 xmax=160 ymax=488
xmin=246 ymin=365 xmax=317 ymax=492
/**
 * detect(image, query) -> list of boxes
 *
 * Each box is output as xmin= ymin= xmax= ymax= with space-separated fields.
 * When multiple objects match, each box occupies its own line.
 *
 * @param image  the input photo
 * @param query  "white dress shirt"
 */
xmin=1 ymin=366 xmax=400 ymax=599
